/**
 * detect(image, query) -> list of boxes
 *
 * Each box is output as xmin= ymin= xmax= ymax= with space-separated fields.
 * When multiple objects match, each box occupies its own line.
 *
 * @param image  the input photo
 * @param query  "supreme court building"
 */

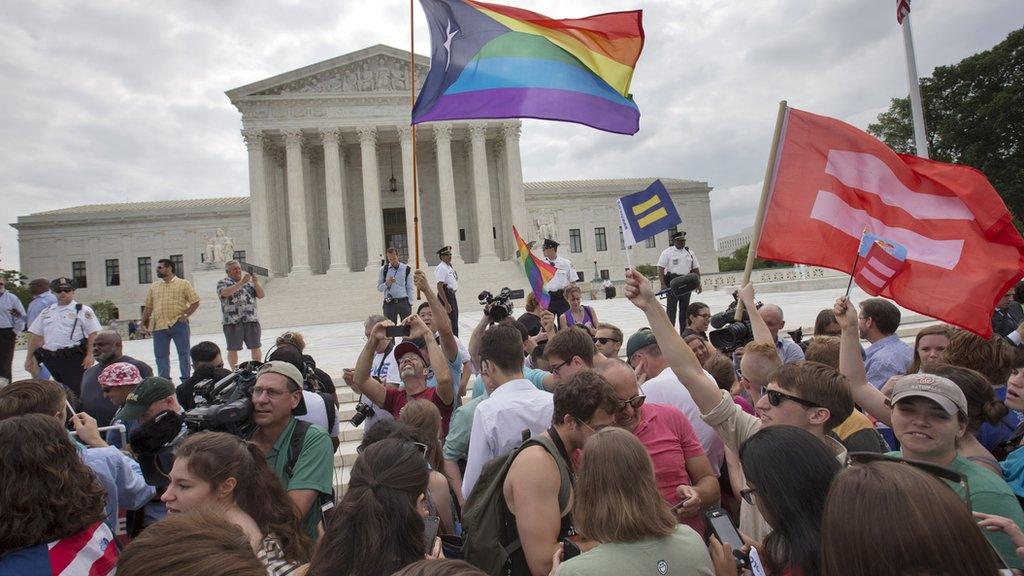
xmin=14 ymin=45 xmax=717 ymax=330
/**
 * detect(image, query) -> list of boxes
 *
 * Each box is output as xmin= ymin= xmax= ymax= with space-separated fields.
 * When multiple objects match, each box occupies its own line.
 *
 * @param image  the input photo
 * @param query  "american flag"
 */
xmin=897 ymin=0 xmax=911 ymax=24
xmin=0 ymin=522 xmax=117 ymax=575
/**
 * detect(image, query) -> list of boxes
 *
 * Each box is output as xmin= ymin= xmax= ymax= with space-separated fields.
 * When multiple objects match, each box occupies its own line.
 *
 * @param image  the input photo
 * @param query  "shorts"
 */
xmin=223 ymin=321 xmax=262 ymax=351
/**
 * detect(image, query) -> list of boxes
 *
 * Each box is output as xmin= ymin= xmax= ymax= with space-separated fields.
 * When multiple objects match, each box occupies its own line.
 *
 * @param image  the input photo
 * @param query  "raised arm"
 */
xmin=409 ymin=314 xmax=454 ymax=406
xmin=623 ymin=268 xmax=722 ymax=414
xmin=835 ymin=297 xmax=892 ymax=425
xmin=415 ymin=270 xmax=458 ymax=362
xmin=737 ymin=283 xmax=773 ymax=346
xmin=468 ymin=313 xmax=493 ymax=369
xmin=352 ymin=320 xmax=392 ymax=407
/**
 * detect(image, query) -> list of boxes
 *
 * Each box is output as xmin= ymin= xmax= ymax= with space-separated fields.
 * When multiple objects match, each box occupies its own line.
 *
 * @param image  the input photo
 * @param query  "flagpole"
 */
xmin=410 ymin=0 xmax=422 ymax=271
xmin=735 ymin=100 xmax=788 ymax=321
xmin=901 ymin=12 xmax=929 ymax=159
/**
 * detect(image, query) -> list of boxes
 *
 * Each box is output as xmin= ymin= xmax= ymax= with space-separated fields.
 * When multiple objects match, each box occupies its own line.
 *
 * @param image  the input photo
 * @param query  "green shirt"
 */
xmin=890 ymin=451 xmax=1024 ymax=569
xmin=559 ymin=526 xmax=714 ymax=576
xmin=443 ymin=392 xmax=487 ymax=462
xmin=265 ymin=418 xmax=335 ymax=540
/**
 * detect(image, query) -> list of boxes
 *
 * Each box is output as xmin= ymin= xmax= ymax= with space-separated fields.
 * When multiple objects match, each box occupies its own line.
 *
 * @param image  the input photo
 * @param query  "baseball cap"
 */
xmin=116 ymin=377 xmax=175 ymax=421
xmin=394 ymin=341 xmax=427 ymax=365
xmin=888 ymin=373 xmax=967 ymax=417
xmin=98 ymin=362 xmax=143 ymax=388
xmin=256 ymin=361 xmax=308 ymax=416
xmin=626 ymin=329 xmax=658 ymax=360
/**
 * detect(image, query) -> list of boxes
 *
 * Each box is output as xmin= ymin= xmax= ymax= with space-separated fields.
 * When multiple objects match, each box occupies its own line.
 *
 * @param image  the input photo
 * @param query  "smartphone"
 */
xmin=561 ymin=538 xmax=581 ymax=561
xmin=705 ymin=507 xmax=748 ymax=568
xmin=386 ymin=325 xmax=411 ymax=338
xmin=423 ymin=515 xmax=440 ymax=554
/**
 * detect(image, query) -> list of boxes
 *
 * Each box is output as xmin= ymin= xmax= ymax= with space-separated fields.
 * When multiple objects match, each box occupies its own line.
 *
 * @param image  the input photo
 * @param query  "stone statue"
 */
xmin=534 ymin=212 xmax=559 ymax=242
xmin=204 ymin=228 xmax=235 ymax=263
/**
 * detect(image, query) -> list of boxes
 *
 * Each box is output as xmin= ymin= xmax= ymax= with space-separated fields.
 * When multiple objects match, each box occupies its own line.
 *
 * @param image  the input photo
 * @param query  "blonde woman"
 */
xmin=551 ymin=428 xmax=714 ymax=576
xmin=556 ymin=285 xmax=598 ymax=336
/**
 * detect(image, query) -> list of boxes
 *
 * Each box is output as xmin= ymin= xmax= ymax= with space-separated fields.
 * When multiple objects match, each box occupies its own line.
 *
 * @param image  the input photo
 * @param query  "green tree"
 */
xmin=0 ymin=269 xmax=31 ymax=309
xmin=717 ymin=244 xmax=786 ymax=272
xmin=868 ymin=27 xmax=1024 ymax=232
xmin=635 ymin=264 xmax=658 ymax=280
xmin=89 ymin=300 xmax=120 ymax=326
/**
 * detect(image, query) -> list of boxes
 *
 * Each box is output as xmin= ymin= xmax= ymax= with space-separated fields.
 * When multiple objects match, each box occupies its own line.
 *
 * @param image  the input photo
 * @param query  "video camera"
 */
xmin=479 ymin=287 xmax=525 ymax=322
xmin=708 ymin=293 xmax=762 ymax=353
xmin=182 ymin=361 xmax=262 ymax=435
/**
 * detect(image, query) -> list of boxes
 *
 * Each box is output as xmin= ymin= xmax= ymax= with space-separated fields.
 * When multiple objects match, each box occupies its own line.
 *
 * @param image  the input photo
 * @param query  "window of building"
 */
xmin=492 ymin=227 xmax=497 ymax=239
xmin=645 ymin=236 xmax=657 ymax=248
xmin=618 ymin=226 xmax=625 ymax=250
xmin=600 ymin=269 xmax=610 ymax=280
xmin=105 ymin=259 xmax=120 ymax=287
xmin=72 ymin=261 xmax=87 ymax=289
xmin=170 ymin=254 xmax=184 ymax=279
xmin=569 ymin=229 xmax=582 ymax=253
xmin=668 ymin=226 xmax=678 ymax=239
xmin=577 ymin=272 xmax=585 ymax=282
xmin=459 ymin=229 xmax=466 ymax=242
xmin=595 ymin=227 xmax=607 ymax=252
xmin=138 ymin=257 xmax=152 ymax=284
xmin=233 ymin=250 xmax=246 ymax=262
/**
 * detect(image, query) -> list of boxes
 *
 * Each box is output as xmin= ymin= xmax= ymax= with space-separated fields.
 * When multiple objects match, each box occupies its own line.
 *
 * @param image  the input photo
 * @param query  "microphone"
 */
xmin=657 ymin=273 xmax=701 ymax=299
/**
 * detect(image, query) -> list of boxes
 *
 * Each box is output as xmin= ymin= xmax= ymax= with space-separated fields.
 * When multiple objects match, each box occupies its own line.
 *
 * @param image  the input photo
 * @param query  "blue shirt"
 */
xmin=472 ymin=367 xmax=549 ymax=398
xmin=0 ymin=291 xmax=26 ymax=332
xmin=378 ymin=262 xmax=414 ymax=301
xmin=75 ymin=439 xmax=155 ymax=535
xmin=864 ymin=334 xmax=914 ymax=389
xmin=776 ymin=338 xmax=805 ymax=365
xmin=26 ymin=291 xmax=57 ymax=329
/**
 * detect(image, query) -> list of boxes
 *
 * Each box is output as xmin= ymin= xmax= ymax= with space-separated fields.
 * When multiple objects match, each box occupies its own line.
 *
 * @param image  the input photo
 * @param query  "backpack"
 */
xmin=462 ymin=432 xmax=573 ymax=576
xmin=285 ymin=420 xmax=336 ymax=513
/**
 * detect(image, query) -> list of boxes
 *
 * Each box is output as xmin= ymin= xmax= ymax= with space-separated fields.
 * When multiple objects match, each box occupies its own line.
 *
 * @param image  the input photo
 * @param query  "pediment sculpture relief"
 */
xmin=257 ymin=55 xmax=429 ymax=95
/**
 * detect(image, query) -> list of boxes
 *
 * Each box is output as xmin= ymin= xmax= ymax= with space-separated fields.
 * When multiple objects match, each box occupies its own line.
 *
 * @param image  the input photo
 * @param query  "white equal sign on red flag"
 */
xmin=897 ymin=0 xmax=911 ymax=24
xmin=853 ymin=233 xmax=908 ymax=296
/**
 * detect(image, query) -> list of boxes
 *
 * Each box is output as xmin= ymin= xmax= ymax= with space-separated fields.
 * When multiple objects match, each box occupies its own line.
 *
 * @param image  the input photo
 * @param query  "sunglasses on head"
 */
xmin=761 ymin=386 xmax=822 ymax=409
xmin=848 ymin=452 xmax=971 ymax=508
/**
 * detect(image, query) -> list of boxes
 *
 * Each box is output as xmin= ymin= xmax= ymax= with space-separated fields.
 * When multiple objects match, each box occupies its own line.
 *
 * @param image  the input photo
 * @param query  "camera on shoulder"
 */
xmin=182 ymin=361 xmax=262 ymax=435
xmin=478 ymin=287 xmax=525 ymax=322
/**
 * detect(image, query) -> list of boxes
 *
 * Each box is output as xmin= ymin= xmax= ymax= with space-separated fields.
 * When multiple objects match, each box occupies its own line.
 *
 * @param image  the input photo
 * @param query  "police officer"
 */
xmin=435 ymin=245 xmax=460 ymax=336
xmin=542 ymin=238 xmax=577 ymax=316
xmin=25 ymin=278 xmax=102 ymax=396
xmin=657 ymin=231 xmax=702 ymax=332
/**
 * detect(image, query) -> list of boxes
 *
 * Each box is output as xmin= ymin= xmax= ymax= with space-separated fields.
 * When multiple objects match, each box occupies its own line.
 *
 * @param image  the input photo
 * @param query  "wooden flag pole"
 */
xmin=735 ymin=100 xmax=788 ymax=321
xmin=410 ymin=0 xmax=421 ymax=271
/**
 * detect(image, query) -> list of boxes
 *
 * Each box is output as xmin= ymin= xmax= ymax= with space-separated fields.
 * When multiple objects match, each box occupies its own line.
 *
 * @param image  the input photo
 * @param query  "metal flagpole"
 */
xmin=901 ymin=11 xmax=930 ymax=159
xmin=410 ymin=0 xmax=422 ymax=271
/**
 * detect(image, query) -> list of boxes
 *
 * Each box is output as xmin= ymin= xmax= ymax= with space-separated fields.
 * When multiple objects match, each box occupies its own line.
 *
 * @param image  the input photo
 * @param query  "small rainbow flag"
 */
xmin=413 ymin=0 xmax=645 ymax=135
xmin=513 ymin=226 xmax=557 ymax=309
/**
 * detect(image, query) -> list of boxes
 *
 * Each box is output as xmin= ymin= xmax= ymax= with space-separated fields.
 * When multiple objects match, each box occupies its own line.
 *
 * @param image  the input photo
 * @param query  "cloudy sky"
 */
xmin=1 ymin=0 xmax=1021 ymax=270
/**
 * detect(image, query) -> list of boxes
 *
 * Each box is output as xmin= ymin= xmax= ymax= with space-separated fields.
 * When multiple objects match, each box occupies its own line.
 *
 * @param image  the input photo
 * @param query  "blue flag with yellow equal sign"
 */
xmin=616 ymin=180 xmax=682 ymax=246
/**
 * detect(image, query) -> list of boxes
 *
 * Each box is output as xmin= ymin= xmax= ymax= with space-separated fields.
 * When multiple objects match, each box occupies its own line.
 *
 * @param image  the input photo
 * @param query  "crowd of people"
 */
xmin=2 ymin=244 xmax=1024 ymax=576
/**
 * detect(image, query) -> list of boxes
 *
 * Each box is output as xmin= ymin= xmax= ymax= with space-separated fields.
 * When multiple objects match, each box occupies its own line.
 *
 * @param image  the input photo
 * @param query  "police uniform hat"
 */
xmin=50 ymin=277 xmax=75 ymax=291
xmin=671 ymin=231 xmax=686 ymax=241
xmin=437 ymin=245 xmax=453 ymax=256
xmin=542 ymin=238 xmax=559 ymax=250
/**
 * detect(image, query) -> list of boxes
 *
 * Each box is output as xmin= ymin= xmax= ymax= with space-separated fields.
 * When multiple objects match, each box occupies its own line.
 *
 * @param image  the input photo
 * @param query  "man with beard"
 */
xmin=139 ymin=259 xmax=200 ymax=381
xmin=81 ymin=330 xmax=153 ymax=425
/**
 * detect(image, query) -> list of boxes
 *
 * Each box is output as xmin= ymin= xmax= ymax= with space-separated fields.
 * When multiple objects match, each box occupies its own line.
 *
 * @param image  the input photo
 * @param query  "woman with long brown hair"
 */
xmin=821 ymin=460 xmax=1001 ymax=575
xmin=905 ymin=324 xmax=951 ymax=374
xmin=161 ymin=431 xmax=311 ymax=575
xmin=0 ymin=414 xmax=116 ymax=574
xmin=400 ymin=399 xmax=460 ymax=537
xmin=553 ymin=427 xmax=713 ymax=576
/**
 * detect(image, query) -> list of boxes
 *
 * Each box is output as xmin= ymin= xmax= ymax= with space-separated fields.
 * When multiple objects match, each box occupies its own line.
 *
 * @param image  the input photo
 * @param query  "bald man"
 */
xmin=758 ymin=304 xmax=805 ymax=365
xmin=81 ymin=330 xmax=154 ymax=425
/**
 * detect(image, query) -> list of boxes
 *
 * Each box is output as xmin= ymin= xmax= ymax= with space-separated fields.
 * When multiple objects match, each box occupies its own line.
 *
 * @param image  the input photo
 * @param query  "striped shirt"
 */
xmin=144 ymin=277 xmax=200 ymax=331
xmin=257 ymin=535 xmax=302 ymax=576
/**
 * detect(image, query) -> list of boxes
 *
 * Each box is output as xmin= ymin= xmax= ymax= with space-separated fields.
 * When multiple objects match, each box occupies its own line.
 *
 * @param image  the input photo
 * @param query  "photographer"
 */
xmin=736 ymin=283 xmax=804 ymax=364
xmin=176 ymin=341 xmax=232 ymax=411
xmin=248 ymin=361 xmax=334 ymax=541
xmin=352 ymin=314 xmax=456 ymax=435
xmin=268 ymin=345 xmax=341 ymax=451
xmin=378 ymin=247 xmax=414 ymax=323
xmin=217 ymin=260 xmax=265 ymax=370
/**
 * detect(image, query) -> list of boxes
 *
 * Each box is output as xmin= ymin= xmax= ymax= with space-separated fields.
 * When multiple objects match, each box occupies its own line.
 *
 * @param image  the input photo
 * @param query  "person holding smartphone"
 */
xmin=551 ymin=427 xmax=714 ymax=576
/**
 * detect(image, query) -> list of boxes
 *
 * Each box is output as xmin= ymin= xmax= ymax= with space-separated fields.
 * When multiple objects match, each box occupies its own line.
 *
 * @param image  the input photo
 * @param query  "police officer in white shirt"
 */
xmin=435 ymin=245 xmax=460 ymax=336
xmin=25 ymin=278 xmax=102 ymax=396
xmin=658 ymin=231 xmax=702 ymax=332
xmin=542 ymin=238 xmax=577 ymax=316
xmin=0 ymin=275 xmax=27 ymax=384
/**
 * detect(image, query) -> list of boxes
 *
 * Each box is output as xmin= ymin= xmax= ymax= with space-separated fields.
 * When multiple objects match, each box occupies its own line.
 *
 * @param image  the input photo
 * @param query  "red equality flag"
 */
xmin=757 ymin=107 xmax=1024 ymax=338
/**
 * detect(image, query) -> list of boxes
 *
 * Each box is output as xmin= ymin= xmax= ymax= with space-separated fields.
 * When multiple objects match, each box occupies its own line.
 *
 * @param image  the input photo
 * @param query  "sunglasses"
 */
xmin=55 ymin=288 xmax=74 ymax=293
xmin=848 ymin=452 xmax=971 ymax=508
xmin=594 ymin=337 xmax=620 ymax=345
xmin=616 ymin=393 xmax=646 ymax=412
xmin=761 ymin=386 xmax=822 ymax=409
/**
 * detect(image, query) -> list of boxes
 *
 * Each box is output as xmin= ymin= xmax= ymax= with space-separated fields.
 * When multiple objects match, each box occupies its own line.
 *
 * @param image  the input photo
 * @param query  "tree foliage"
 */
xmin=868 ymin=27 xmax=1024 ymax=232
xmin=89 ymin=300 xmax=120 ymax=326
xmin=717 ymin=244 xmax=786 ymax=272
xmin=0 ymin=269 xmax=31 ymax=309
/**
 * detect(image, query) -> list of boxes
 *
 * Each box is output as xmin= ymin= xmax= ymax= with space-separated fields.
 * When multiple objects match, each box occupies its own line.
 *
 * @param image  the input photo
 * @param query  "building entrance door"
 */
xmin=383 ymin=208 xmax=408 ymax=260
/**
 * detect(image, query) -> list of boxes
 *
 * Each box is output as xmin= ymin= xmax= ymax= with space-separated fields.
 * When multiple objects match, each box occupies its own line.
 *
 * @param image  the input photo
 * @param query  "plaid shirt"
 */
xmin=144 ymin=277 xmax=199 ymax=331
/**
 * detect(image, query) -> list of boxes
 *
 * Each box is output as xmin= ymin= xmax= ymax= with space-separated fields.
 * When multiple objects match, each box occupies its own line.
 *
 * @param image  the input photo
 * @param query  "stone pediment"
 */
xmin=227 ymin=45 xmax=430 ymax=101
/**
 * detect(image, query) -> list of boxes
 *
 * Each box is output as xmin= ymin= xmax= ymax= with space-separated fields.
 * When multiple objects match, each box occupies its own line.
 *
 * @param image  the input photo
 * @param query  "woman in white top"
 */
xmin=162 ymin=431 xmax=311 ymax=576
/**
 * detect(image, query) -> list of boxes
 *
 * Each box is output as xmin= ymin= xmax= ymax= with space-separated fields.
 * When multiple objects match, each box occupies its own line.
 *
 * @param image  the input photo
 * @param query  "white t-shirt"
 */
xmin=295 ymin=390 xmax=340 ymax=438
xmin=641 ymin=367 xmax=725 ymax=472
xmin=657 ymin=246 xmax=700 ymax=276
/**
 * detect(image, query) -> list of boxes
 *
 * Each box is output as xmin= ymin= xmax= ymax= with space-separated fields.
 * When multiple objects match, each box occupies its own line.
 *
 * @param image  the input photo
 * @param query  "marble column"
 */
xmin=358 ymin=126 xmax=384 ymax=268
xmin=433 ymin=123 xmax=462 ymax=262
xmin=502 ymin=122 xmax=528 ymax=251
xmin=398 ymin=126 xmax=426 ymax=267
xmin=468 ymin=122 xmax=497 ymax=262
xmin=242 ymin=129 xmax=273 ymax=274
xmin=321 ymin=128 xmax=350 ymax=273
xmin=282 ymin=129 xmax=311 ymax=275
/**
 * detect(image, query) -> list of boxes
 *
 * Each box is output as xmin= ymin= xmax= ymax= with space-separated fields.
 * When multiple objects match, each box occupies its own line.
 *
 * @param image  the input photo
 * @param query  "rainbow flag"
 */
xmin=413 ymin=0 xmax=645 ymax=135
xmin=513 ymin=226 xmax=557 ymax=309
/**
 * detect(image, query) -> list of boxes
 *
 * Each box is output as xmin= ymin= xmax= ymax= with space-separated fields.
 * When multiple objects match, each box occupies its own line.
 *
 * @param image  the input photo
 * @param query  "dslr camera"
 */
xmin=182 ymin=361 xmax=262 ymax=435
xmin=478 ymin=287 xmax=525 ymax=322
xmin=350 ymin=401 xmax=375 ymax=427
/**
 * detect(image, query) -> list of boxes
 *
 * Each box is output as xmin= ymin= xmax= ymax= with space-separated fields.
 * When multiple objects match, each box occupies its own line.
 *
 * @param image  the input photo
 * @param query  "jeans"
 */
xmin=153 ymin=320 xmax=191 ymax=380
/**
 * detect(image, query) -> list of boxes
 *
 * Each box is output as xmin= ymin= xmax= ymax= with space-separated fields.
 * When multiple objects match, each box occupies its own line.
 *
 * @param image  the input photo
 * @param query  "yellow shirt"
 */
xmin=145 ymin=277 xmax=200 ymax=331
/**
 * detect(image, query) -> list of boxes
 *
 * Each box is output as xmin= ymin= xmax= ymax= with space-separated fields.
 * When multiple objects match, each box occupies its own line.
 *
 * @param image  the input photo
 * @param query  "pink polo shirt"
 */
xmin=633 ymin=402 xmax=707 ymax=537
